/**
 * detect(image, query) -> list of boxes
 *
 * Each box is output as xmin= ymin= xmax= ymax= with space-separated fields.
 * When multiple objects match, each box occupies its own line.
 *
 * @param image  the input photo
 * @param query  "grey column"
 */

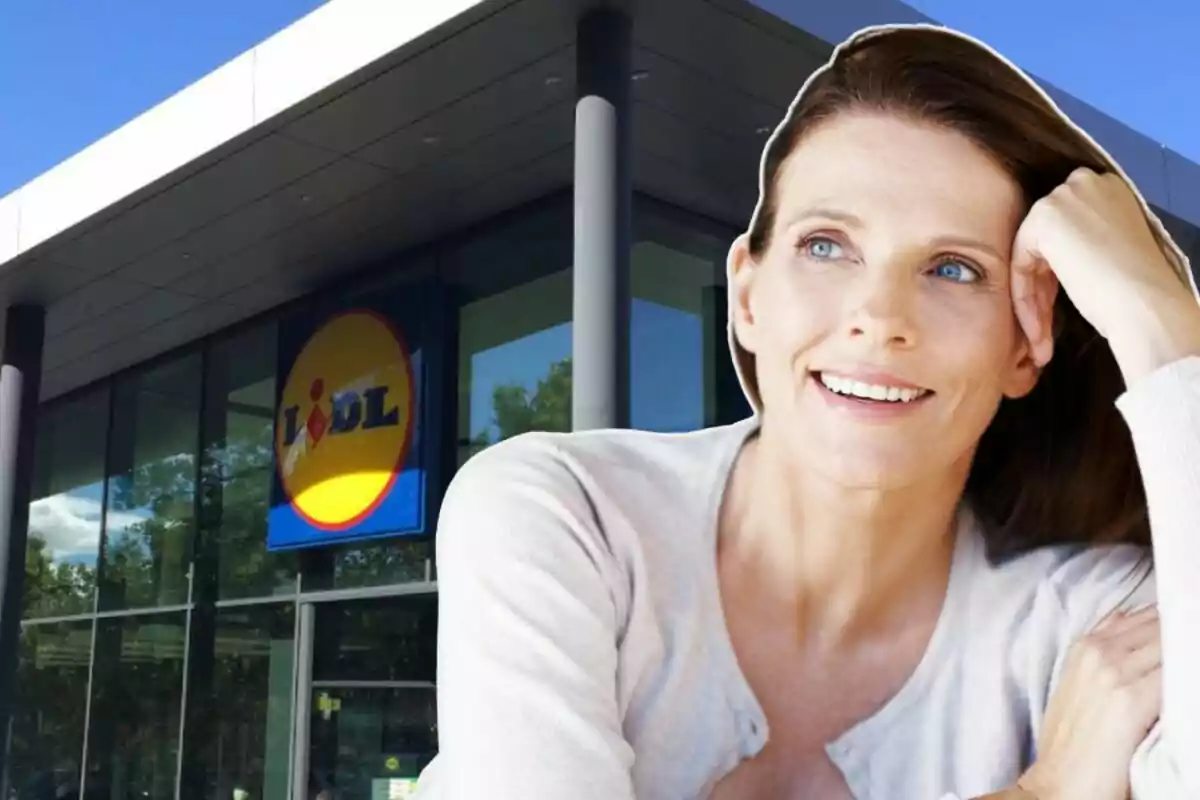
xmin=290 ymin=602 xmax=315 ymax=800
xmin=0 ymin=305 xmax=45 ymax=778
xmin=572 ymin=7 xmax=632 ymax=431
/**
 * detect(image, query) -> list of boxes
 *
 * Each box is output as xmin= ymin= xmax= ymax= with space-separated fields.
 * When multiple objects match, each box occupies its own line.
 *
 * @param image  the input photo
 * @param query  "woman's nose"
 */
xmin=845 ymin=270 xmax=918 ymax=349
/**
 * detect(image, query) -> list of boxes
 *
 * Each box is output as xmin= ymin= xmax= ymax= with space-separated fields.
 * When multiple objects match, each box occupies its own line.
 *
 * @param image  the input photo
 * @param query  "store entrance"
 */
xmin=298 ymin=593 xmax=438 ymax=800
xmin=307 ymin=683 xmax=435 ymax=800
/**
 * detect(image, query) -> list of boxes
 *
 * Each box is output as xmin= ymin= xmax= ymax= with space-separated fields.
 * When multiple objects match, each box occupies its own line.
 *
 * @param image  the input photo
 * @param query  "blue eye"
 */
xmin=931 ymin=259 xmax=981 ymax=283
xmin=804 ymin=236 xmax=845 ymax=260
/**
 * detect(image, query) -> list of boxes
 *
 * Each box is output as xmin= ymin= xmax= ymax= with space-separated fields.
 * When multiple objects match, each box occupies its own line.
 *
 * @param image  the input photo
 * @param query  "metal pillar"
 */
xmin=572 ymin=7 xmax=632 ymax=431
xmin=0 ymin=305 xmax=45 ymax=778
xmin=290 ymin=602 xmax=315 ymax=800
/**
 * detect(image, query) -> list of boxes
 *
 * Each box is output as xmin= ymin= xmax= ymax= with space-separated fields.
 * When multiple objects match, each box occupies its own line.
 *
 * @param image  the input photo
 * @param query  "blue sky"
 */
xmin=0 ymin=0 xmax=326 ymax=196
xmin=1 ymin=0 xmax=1197 ymax=197
xmin=903 ymin=0 xmax=1200 ymax=165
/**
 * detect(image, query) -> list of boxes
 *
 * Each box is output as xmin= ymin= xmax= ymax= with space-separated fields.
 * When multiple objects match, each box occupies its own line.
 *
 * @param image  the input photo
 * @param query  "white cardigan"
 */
xmin=416 ymin=357 xmax=1200 ymax=799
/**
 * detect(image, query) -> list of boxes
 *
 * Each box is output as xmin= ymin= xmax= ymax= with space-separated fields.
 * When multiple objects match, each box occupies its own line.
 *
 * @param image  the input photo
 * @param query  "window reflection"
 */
xmin=308 ymin=686 xmax=436 ymax=798
xmin=332 ymin=539 xmax=430 ymax=588
xmin=458 ymin=270 xmax=573 ymax=465
xmin=313 ymin=594 xmax=437 ymax=683
xmin=303 ymin=538 xmax=431 ymax=592
xmin=26 ymin=388 xmax=109 ymax=618
xmin=631 ymin=204 xmax=732 ymax=432
xmin=308 ymin=596 xmax=438 ymax=798
xmin=101 ymin=356 xmax=201 ymax=611
xmin=84 ymin=612 xmax=186 ymax=800
xmin=202 ymin=322 xmax=296 ymax=600
xmin=184 ymin=604 xmax=295 ymax=800
xmin=8 ymin=621 xmax=91 ymax=800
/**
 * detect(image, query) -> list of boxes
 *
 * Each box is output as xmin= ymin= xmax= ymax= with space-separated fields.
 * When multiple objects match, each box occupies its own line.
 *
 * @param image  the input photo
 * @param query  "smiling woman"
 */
xmin=417 ymin=24 xmax=1200 ymax=800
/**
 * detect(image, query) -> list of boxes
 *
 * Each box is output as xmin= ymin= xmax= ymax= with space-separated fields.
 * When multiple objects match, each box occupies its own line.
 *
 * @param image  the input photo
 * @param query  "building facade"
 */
xmin=2 ymin=1 xmax=1198 ymax=800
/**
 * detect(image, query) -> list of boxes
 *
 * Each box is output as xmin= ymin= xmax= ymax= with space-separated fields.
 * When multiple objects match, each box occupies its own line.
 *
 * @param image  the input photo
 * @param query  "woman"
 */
xmin=416 ymin=24 xmax=1200 ymax=800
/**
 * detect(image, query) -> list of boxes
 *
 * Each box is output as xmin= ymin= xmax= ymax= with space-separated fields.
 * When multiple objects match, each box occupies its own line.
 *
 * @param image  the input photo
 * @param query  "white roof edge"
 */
xmin=0 ymin=0 xmax=489 ymax=269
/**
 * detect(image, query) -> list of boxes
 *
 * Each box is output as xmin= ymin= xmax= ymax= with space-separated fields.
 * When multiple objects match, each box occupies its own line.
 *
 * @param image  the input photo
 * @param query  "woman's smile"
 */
xmin=810 ymin=369 xmax=935 ymax=418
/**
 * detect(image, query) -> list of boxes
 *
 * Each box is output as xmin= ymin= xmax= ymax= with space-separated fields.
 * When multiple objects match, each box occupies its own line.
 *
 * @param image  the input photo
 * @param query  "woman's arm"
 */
xmin=420 ymin=434 xmax=637 ymax=799
xmin=1111 ymin=355 xmax=1200 ymax=798
xmin=1006 ymin=167 xmax=1200 ymax=798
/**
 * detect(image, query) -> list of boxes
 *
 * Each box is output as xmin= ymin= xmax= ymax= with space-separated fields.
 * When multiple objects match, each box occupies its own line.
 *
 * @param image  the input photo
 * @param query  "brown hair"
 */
xmin=737 ymin=25 xmax=1191 ymax=562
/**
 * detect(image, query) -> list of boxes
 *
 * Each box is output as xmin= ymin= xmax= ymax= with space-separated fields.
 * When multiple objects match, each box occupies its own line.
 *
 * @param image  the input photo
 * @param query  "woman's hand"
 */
xmin=1010 ymin=167 xmax=1200 ymax=383
xmin=1014 ymin=605 xmax=1162 ymax=800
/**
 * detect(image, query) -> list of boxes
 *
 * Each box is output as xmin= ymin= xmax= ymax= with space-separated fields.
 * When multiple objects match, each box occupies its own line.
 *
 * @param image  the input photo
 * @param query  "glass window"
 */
xmin=308 ymin=595 xmax=438 ymax=796
xmin=303 ymin=538 xmax=432 ymax=592
xmin=201 ymin=321 xmax=297 ymax=601
xmin=100 ymin=355 xmax=201 ymax=611
xmin=307 ymin=685 xmax=435 ymax=798
xmin=7 ymin=620 xmax=92 ymax=800
xmin=181 ymin=604 xmax=295 ymax=800
xmin=26 ymin=388 xmax=109 ymax=619
xmin=312 ymin=594 xmax=437 ymax=683
xmin=631 ymin=201 xmax=735 ymax=432
xmin=451 ymin=202 xmax=572 ymax=466
xmin=458 ymin=270 xmax=572 ymax=464
xmin=84 ymin=611 xmax=187 ymax=800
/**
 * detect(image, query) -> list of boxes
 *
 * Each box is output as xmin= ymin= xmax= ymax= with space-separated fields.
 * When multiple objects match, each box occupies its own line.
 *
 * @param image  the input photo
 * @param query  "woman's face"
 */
xmin=731 ymin=111 xmax=1041 ymax=489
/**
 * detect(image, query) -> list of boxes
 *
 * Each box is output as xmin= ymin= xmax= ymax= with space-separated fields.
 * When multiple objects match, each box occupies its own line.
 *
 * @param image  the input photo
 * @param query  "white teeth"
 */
xmin=818 ymin=372 xmax=928 ymax=403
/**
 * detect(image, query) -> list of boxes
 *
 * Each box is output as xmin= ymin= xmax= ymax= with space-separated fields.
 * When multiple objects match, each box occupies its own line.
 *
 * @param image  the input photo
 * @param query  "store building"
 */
xmin=1 ymin=0 xmax=1197 ymax=798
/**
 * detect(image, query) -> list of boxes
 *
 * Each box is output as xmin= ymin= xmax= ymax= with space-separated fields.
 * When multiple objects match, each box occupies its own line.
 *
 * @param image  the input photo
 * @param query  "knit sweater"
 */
xmin=415 ymin=357 xmax=1200 ymax=799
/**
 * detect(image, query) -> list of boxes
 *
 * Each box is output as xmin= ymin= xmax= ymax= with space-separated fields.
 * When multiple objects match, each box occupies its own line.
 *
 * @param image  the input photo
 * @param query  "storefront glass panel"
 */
xmin=631 ymin=201 xmax=733 ymax=432
xmin=84 ymin=611 xmax=187 ymax=800
xmin=183 ymin=603 xmax=296 ymax=800
xmin=202 ymin=321 xmax=297 ymax=601
xmin=6 ymin=620 xmax=93 ymax=800
xmin=100 ymin=356 xmax=202 ymax=611
xmin=307 ymin=685 xmax=434 ymax=800
xmin=307 ymin=595 xmax=438 ymax=798
xmin=26 ymin=388 xmax=109 ymax=618
xmin=453 ymin=202 xmax=573 ymax=466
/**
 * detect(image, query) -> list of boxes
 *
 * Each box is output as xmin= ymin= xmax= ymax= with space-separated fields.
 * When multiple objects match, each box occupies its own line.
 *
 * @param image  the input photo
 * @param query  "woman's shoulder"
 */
xmin=438 ymin=420 xmax=757 ymax=559
xmin=433 ymin=422 xmax=757 ymax=633
xmin=449 ymin=420 xmax=756 ymax=505
xmin=985 ymin=538 xmax=1156 ymax=635
xmin=1040 ymin=543 xmax=1155 ymax=609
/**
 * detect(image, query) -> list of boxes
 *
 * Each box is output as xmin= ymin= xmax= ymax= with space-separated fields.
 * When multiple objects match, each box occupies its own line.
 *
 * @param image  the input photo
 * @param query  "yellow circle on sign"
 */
xmin=275 ymin=310 xmax=415 ymax=531
xmin=384 ymin=756 xmax=400 ymax=772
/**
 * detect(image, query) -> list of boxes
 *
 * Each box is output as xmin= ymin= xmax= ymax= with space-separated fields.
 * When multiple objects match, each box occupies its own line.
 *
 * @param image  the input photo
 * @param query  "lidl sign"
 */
xmin=267 ymin=308 xmax=426 ymax=550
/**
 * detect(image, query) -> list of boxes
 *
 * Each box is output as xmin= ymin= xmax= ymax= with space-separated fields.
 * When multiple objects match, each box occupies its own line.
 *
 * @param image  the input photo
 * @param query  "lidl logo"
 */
xmin=274 ymin=310 xmax=415 ymax=532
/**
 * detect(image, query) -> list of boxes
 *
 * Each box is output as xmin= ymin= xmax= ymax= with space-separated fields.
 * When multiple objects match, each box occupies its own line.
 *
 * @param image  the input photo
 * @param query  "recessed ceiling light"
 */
xmin=755 ymin=125 xmax=773 ymax=135
xmin=631 ymin=70 xmax=650 ymax=81
xmin=423 ymin=135 xmax=440 ymax=145
xmin=299 ymin=194 xmax=312 ymax=203
xmin=544 ymin=74 xmax=563 ymax=86
xmin=181 ymin=252 xmax=191 ymax=260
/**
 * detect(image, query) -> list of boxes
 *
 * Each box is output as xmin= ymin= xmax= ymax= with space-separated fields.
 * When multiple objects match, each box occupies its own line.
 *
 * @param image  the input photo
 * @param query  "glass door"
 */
xmin=295 ymin=592 xmax=438 ymax=800
xmin=307 ymin=682 xmax=435 ymax=799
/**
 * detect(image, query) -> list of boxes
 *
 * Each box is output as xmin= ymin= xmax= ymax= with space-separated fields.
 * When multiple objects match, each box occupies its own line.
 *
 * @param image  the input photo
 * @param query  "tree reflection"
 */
xmin=8 ymin=622 xmax=91 ymax=800
xmin=24 ymin=537 xmax=96 ymax=619
xmin=466 ymin=356 xmax=572 ymax=461
xmin=100 ymin=450 xmax=196 ymax=610
xmin=200 ymin=412 xmax=295 ymax=600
